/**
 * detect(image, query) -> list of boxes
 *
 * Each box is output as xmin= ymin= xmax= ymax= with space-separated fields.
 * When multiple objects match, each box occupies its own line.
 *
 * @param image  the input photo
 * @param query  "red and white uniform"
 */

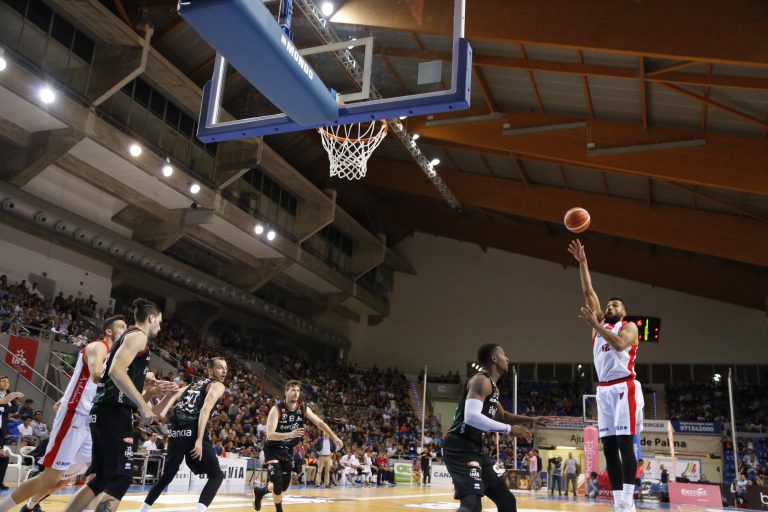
xmin=43 ymin=340 xmax=108 ymax=478
xmin=592 ymin=320 xmax=644 ymax=438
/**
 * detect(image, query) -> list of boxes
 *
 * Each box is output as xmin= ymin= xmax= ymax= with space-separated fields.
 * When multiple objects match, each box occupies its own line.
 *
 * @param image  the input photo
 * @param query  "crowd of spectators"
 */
xmin=497 ymin=380 xmax=593 ymax=418
xmin=667 ymin=382 xmax=768 ymax=430
xmin=0 ymin=275 xmax=107 ymax=345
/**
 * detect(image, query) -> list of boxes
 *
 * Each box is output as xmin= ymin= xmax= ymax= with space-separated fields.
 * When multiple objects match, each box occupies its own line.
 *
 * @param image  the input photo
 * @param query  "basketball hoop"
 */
xmin=318 ymin=120 xmax=388 ymax=180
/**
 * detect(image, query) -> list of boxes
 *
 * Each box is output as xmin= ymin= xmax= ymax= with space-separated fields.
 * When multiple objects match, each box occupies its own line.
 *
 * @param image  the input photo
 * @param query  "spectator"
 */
xmin=420 ymin=450 xmax=431 ymax=485
xmin=314 ymin=431 xmax=337 ymax=487
xmin=30 ymin=410 xmax=49 ymax=441
xmin=550 ymin=456 xmax=563 ymax=496
xmin=411 ymin=458 xmax=421 ymax=485
xmin=528 ymin=451 xmax=539 ymax=490
xmin=141 ymin=433 xmax=161 ymax=452
xmin=635 ymin=458 xmax=644 ymax=499
xmin=18 ymin=416 xmax=35 ymax=444
xmin=564 ymin=452 xmax=578 ymax=496
xmin=587 ymin=471 xmax=599 ymax=498
xmin=18 ymin=399 xmax=34 ymax=419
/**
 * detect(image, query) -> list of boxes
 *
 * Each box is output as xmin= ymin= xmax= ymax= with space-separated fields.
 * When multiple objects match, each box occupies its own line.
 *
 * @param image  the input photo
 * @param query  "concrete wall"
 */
xmin=0 ymin=223 xmax=113 ymax=307
xmin=351 ymin=233 xmax=768 ymax=373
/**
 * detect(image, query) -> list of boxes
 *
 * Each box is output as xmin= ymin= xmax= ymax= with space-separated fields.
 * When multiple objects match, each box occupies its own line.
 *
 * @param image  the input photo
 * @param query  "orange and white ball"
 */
xmin=564 ymin=207 xmax=591 ymax=233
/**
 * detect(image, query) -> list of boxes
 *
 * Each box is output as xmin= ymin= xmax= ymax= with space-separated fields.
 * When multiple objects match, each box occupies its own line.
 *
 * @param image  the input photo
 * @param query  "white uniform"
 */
xmin=42 ymin=340 xmax=108 ymax=478
xmin=593 ymin=320 xmax=644 ymax=438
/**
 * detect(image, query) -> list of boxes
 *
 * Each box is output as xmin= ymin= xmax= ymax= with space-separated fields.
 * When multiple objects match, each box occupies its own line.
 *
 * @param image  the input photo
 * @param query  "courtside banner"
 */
xmin=747 ymin=485 xmax=768 ymax=510
xmin=430 ymin=464 xmax=453 ymax=485
xmin=668 ymin=483 xmax=723 ymax=507
xmin=536 ymin=429 xmax=720 ymax=454
xmin=5 ymin=336 xmax=38 ymax=380
xmin=393 ymin=460 xmax=413 ymax=483
xmin=172 ymin=457 xmax=248 ymax=491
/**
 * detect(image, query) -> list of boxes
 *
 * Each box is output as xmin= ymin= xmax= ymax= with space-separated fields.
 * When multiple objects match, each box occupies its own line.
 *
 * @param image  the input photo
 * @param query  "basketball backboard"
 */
xmin=178 ymin=0 xmax=472 ymax=142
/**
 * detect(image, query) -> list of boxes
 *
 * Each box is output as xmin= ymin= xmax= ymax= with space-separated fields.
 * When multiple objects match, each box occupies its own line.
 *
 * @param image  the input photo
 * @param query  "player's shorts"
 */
xmin=443 ymin=433 xmax=501 ymax=499
xmin=166 ymin=425 xmax=221 ymax=476
xmin=89 ymin=404 xmax=134 ymax=477
xmin=596 ymin=378 xmax=644 ymax=438
xmin=264 ymin=447 xmax=293 ymax=493
xmin=42 ymin=408 xmax=92 ymax=477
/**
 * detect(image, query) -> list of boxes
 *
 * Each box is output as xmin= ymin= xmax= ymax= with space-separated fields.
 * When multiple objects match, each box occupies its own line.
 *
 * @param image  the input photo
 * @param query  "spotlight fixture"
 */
xmin=254 ymin=224 xmax=264 ymax=235
xmin=266 ymin=230 xmax=276 ymax=241
xmin=0 ymin=49 xmax=6 ymax=72
xmin=129 ymin=144 xmax=142 ymax=157
xmin=38 ymin=85 xmax=56 ymax=104
xmin=190 ymin=183 xmax=200 ymax=194
xmin=412 ymin=133 xmax=420 ymax=141
xmin=399 ymin=116 xmax=408 ymax=120
xmin=430 ymin=158 xmax=440 ymax=166
xmin=162 ymin=159 xmax=173 ymax=177
xmin=321 ymin=1 xmax=334 ymax=16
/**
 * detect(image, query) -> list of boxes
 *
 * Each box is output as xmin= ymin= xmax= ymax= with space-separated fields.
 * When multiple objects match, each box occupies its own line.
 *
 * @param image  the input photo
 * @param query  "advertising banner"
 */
xmin=170 ymin=457 xmax=248 ymax=492
xmin=584 ymin=426 xmax=599 ymax=476
xmin=747 ymin=485 xmax=768 ymax=511
xmin=5 ymin=336 xmax=38 ymax=380
xmin=536 ymin=429 xmax=720 ymax=454
xmin=641 ymin=457 xmax=701 ymax=481
xmin=393 ymin=460 xmax=414 ymax=484
xmin=671 ymin=421 xmax=722 ymax=435
xmin=430 ymin=464 xmax=453 ymax=485
xmin=668 ymin=483 xmax=723 ymax=507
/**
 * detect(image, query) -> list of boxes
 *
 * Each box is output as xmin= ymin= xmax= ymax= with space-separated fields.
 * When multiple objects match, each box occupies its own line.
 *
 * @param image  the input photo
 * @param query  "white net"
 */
xmin=318 ymin=120 xmax=388 ymax=180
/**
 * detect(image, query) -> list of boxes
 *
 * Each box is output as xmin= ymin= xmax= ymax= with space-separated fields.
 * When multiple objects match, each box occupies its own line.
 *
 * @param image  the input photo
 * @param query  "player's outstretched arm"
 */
xmin=191 ymin=381 xmax=225 ymax=460
xmin=306 ymin=406 xmax=343 ymax=449
xmin=495 ymin=402 xmax=551 ymax=428
xmin=579 ymin=305 xmax=638 ymax=351
xmin=108 ymin=331 xmax=154 ymax=420
xmin=265 ymin=405 xmax=304 ymax=441
xmin=568 ymin=240 xmax=603 ymax=322
xmin=464 ymin=375 xmax=510 ymax=434
xmin=153 ymin=385 xmax=188 ymax=418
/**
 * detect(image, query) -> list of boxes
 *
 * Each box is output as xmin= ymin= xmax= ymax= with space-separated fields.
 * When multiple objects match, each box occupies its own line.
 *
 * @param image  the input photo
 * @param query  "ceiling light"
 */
xmin=129 ymin=144 xmax=142 ymax=157
xmin=430 ymin=158 xmax=440 ymax=166
xmin=412 ymin=133 xmax=420 ymax=141
xmin=254 ymin=224 xmax=264 ymax=235
xmin=162 ymin=162 xmax=173 ymax=177
xmin=399 ymin=116 xmax=407 ymax=120
xmin=190 ymin=183 xmax=200 ymax=194
xmin=266 ymin=230 xmax=276 ymax=241
xmin=0 ymin=51 xmax=6 ymax=72
xmin=38 ymin=85 xmax=56 ymax=104
xmin=321 ymin=1 xmax=334 ymax=16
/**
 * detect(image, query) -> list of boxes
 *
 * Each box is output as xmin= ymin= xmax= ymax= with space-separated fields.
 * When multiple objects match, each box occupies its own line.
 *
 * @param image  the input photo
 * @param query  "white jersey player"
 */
xmin=0 ymin=316 xmax=127 ymax=512
xmin=569 ymin=240 xmax=642 ymax=512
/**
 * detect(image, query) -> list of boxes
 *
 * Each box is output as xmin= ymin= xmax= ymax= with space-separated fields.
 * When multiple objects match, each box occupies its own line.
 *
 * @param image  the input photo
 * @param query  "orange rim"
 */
xmin=319 ymin=119 xmax=388 ymax=143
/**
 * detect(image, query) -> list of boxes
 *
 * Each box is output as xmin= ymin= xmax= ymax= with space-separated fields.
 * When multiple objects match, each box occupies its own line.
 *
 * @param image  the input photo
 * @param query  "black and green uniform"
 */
xmin=90 ymin=326 xmax=151 ymax=478
xmin=144 ymin=378 xmax=224 ymax=507
xmin=444 ymin=370 xmax=511 ymax=500
xmin=264 ymin=400 xmax=306 ymax=493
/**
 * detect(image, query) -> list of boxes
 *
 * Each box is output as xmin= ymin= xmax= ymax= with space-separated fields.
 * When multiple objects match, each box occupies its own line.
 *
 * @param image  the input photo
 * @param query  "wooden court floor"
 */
xmin=17 ymin=484 xmax=704 ymax=512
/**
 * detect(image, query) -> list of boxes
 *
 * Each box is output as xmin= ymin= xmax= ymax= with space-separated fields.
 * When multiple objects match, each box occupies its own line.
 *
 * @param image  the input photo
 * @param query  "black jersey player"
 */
xmin=139 ymin=357 xmax=228 ymax=512
xmin=253 ymin=380 xmax=343 ymax=512
xmin=444 ymin=344 xmax=549 ymax=512
xmin=63 ymin=298 xmax=177 ymax=512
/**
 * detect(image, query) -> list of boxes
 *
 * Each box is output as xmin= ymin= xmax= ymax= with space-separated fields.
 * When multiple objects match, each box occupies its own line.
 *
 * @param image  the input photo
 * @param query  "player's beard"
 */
xmin=604 ymin=313 xmax=621 ymax=324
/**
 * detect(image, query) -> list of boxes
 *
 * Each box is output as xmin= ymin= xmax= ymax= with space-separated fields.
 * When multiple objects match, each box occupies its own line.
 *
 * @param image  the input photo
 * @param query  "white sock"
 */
xmin=195 ymin=504 xmax=207 ymax=512
xmin=613 ymin=491 xmax=624 ymax=506
xmin=624 ymin=484 xmax=635 ymax=504
xmin=0 ymin=495 xmax=22 ymax=512
xmin=139 ymin=503 xmax=152 ymax=512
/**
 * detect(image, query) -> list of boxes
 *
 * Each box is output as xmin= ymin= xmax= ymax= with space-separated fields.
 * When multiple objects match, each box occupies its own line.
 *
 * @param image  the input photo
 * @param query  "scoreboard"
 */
xmin=625 ymin=316 xmax=661 ymax=342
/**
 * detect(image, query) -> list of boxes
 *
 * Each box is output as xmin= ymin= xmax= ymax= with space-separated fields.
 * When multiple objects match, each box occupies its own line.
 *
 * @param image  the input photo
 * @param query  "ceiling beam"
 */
xmin=472 ymin=66 xmax=497 ymax=113
xmin=378 ymin=204 xmax=767 ymax=310
xmin=577 ymin=51 xmax=595 ymax=119
xmin=363 ymin=158 xmax=768 ymax=268
xmin=408 ymin=110 xmax=768 ymax=195
xmin=378 ymin=48 xmax=768 ymax=91
xmin=658 ymin=82 xmax=768 ymax=130
xmin=338 ymin=0 xmax=768 ymax=67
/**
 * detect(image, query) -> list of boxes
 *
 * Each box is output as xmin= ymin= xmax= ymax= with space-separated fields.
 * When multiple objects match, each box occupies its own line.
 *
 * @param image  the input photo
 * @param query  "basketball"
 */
xmin=564 ymin=207 xmax=591 ymax=233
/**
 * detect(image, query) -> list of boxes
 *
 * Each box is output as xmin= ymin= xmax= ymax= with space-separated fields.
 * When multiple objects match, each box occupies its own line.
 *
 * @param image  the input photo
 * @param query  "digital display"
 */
xmin=626 ymin=316 xmax=661 ymax=342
